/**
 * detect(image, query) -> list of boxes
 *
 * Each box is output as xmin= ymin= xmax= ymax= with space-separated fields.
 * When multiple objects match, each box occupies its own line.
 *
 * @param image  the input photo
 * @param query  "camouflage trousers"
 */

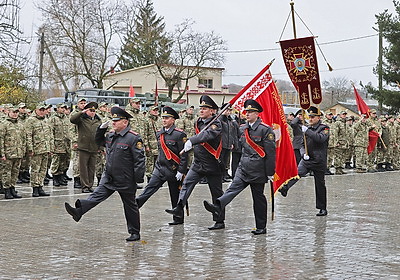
xmin=1 ymin=158 xmax=22 ymax=189
xmin=30 ymin=153 xmax=49 ymax=188
xmin=346 ymin=146 xmax=355 ymax=164
xmin=367 ymin=148 xmax=378 ymax=169
xmin=72 ymin=149 xmax=80 ymax=177
xmin=95 ymin=151 xmax=105 ymax=178
xmin=19 ymin=154 xmax=30 ymax=172
xmin=50 ymin=153 xmax=68 ymax=175
xmin=145 ymin=151 xmax=158 ymax=178
xmin=327 ymin=147 xmax=334 ymax=168
xmin=334 ymin=147 xmax=347 ymax=168
xmin=354 ymin=146 xmax=368 ymax=170
xmin=376 ymin=148 xmax=388 ymax=164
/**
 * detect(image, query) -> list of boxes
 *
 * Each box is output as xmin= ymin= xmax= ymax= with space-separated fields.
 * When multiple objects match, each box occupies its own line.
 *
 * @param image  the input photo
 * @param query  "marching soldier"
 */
xmin=25 ymin=104 xmax=53 ymax=197
xmin=136 ymin=107 xmax=188 ymax=225
xmin=279 ymin=106 xmax=330 ymax=216
xmin=203 ymin=99 xmax=276 ymax=235
xmin=143 ymin=105 xmax=162 ymax=182
xmin=65 ymin=107 xmax=145 ymax=242
xmin=0 ymin=107 xmax=25 ymax=199
xmin=165 ymin=95 xmax=225 ymax=230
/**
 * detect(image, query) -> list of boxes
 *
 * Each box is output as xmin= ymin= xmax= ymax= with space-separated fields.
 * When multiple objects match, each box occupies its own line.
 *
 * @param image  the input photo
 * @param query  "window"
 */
xmin=199 ymin=78 xmax=213 ymax=89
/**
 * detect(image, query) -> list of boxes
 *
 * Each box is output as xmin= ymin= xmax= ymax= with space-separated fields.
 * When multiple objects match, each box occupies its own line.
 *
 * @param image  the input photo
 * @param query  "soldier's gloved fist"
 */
xmin=303 ymin=154 xmax=310 ymax=160
xmin=267 ymin=176 xmax=274 ymax=182
xmin=100 ymin=120 xmax=110 ymax=129
xmin=175 ymin=172 xmax=183 ymax=181
xmin=301 ymin=125 xmax=308 ymax=133
xmin=183 ymin=140 xmax=193 ymax=152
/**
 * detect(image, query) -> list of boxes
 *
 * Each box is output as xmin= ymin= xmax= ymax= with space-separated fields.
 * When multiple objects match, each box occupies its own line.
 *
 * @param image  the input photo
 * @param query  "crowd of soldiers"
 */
xmin=287 ymin=108 xmax=400 ymax=174
xmin=1 ymin=96 xmax=399 ymax=201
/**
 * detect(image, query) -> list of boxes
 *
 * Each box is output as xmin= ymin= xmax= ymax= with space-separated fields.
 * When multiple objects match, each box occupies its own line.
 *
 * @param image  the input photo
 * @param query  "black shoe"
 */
xmin=316 ymin=209 xmax=328 ymax=216
xmin=208 ymin=222 xmax=225 ymax=230
xmin=43 ymin=178 xmax=49 ymax=185
xmin=223 ymin=177 xmax=232 ymax=183
xmin=81 ymin=187 xmax=93 ymax=193
xmin=165 ymin=205 xmax=184 ymax=219
xmin=65 ymin=202 xmax=82 ymax=222
xmin=203 ymin=200 xmax=221 ymax=217
xmin=0 ymin=187 xmax=4 ymax=194
xmin=344 ymin=163 xmax=352 ymax=169
xmin=168 ymin=220 xmax=184 ymax=225
xmin=63 ymin=173 xmax=73 ymax=181
xmin=199 ymin=178 xmax=207 ymax=184
xmin=251 ymin=228 xmax=266 ymax=235
xmin=74 ymin=177 xmax=82 ymax=189
xmin=4 ymin=188 xmax=14 ymax=199
xmin=278 ymin=186 xmax=288 ymax=197
xmin=46 ymin=172 xmax=53 ymax=180
xmin=10 ymin=187 xmax=22 ymax=198
xmin=38 ymin=187 xmax=50 ymax=196
xmin=325 ymin=169 xmax=334 ymax=175
xmin=126 ymin=233 xmax=140 ymax=242
xmin=32 ymin=187 xmax=40 ymax=197
xmin=53 ymin=175 xmax=61 ymax=187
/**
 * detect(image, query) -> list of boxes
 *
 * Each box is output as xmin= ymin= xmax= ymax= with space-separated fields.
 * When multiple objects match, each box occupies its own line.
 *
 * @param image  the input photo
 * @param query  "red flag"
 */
xmin=230 ymin=61 xmax=298 ymax=193
xmin=280 ymin=37 xmax=322 ymax=109
xmin=368 ymin=130 xmax=380 ymax=154
xmin=154 ymin=81 xmax=159 ymax=105
xmin=353 ymin=85 xmax=370 ymax=117
xmin=129 ymin=84 xmax=135 ymax=97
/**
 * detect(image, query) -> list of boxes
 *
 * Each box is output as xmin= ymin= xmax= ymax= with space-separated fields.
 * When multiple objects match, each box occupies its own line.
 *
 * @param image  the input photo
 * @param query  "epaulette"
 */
xmin=260 ymin=122 xmax=270 ymax=128
xmin=174 ymin=127 xmax=184 ymax=132
xmin=128 ymin=130 xmax=139 ymax=135
xmin=240 ymin=123 xmax=246 ymax=127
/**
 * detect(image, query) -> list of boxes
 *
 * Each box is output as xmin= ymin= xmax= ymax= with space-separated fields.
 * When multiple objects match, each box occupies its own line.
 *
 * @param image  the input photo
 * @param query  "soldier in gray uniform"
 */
xmin=204 ymin=99 xmax=276 ymax=235
xmin=26 ymin=104 xmax=52 ymax=197
xmin=137 ymin=107 xmax=188 ymax=225
xmin=165 ymin=95 xmax=225 ymax=230
xmin=0 ymin=107 xmax=25 ymax=199
xmin=65 ymin=107 xmax=145 ymax=242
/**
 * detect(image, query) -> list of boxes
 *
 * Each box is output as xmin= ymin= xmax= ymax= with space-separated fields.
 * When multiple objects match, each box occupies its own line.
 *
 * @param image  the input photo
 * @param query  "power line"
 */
xmin=223 ymin=64 xmax=376 ymax=77
xmin=223 ymin=34 xmax=378 ymax=54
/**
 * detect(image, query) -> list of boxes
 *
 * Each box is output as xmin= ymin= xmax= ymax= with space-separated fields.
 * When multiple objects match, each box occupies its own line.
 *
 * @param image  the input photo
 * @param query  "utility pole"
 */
xmin=44 ymin=39 xmax=69 ymax=93
xmin=38 ymin=33 xmax=45 ymax=96
xmin=378 ymin=22 xmax=383 ymax=114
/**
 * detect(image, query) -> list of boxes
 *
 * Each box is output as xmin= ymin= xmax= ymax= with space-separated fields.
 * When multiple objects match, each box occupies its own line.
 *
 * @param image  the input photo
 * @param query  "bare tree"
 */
xmin=322 ymin=76 xmax=352 ymax=105
xmin=0 ymin=0 xmax=23 ymax=59
xmin=38 ymin=0 xmax=134 ymax=90
xmin=155 ymin=19 xmax=227 ymax=101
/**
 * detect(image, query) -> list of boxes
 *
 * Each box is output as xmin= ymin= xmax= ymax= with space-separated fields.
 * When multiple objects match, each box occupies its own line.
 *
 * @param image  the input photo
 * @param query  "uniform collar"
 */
xmin=245 ymin=117 xmax=261 ymax=130
xmin=163 ymin=124 xmax=176 ymax=134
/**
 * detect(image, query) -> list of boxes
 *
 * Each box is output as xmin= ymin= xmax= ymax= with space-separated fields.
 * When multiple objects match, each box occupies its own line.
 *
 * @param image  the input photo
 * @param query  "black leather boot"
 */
xmin=4 ymin=188 xmax=14 ymax=199
xmin=53 ymin=175 xmax=61 ymax=186
xmin=10 ymin=187 xmax=22 ymax=198
xmin=32 ymin=187 xmax=40 ymax=197
xmin=38 ymin=186 xmax=50 ymax=196
xmin=59 ymin=175 xmax=68 ymax=186
xmin=74 ymin=177 xmax=82 ymax=189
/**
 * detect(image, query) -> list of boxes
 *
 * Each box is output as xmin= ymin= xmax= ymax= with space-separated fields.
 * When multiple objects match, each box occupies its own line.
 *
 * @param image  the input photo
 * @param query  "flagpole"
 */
xmin=290 ymin=1 xmax=297 ymax=39
xmin=270 ymin=181 xmax=275 ymax=221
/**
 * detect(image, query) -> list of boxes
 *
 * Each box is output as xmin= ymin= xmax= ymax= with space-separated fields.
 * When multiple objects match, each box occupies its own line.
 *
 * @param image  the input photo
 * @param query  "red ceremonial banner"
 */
xmin=230 ymin=62 xmax=298 ymax=193
xmin=129 ymin=84 xmax=135 ymax=97
xmin=280 ymin=36 xmax=322 ymax=109
xmin=353 ymin=85 xmax=370 ymax=117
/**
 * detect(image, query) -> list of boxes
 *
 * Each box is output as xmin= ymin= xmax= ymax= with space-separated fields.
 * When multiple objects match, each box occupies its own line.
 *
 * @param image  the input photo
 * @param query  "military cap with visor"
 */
xmin=244 ymin=99 xmax=263 ymax=112
xmin=111 ymin=107 xmax=132 ymax=121
xmin=84 ymin=101 xmax=98 ymax=110
xmin=307 ymin=106 xmax=323 ymax=116
xmin=161 ymin=106 xmax=179 ymax=119
xmin=199 ymin=95 xmax=218 ymax=109
xmin=36 ymin=103 xmax=47 ymax=110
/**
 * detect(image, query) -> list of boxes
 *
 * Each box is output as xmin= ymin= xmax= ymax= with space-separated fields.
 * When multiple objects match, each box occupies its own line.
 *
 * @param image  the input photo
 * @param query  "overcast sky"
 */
xmin=20 ymin=0 xmax=396 ymax=88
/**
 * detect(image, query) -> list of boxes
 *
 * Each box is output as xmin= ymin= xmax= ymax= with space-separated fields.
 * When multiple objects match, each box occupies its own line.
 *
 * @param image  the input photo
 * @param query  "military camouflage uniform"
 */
xmin=322 ymin=116 xmax=335 ymax=170
xmin=352 ymin=118 xmax=369 ymax=172
xmin=18 ymin=111 xmax=31 ymax=179
xmin=367 ymin=114 xmax=382 ymax=171
xmin=376 ymin=119 xmax=390 ymax=171
xmin=95 ymin=108 xmax=111 ymax=181
xmin=49 ymin=109 xmax=70 ymax=176
xmin=125 ymin=104 xmax=145 ymax=136
xmin=331 ymin=116 xmax=348 ymax=174
xmin=0 ymin=114 xmax=26 ymax=192
xmin=143 ymin=112 xmax=162 ymax=179
xmin=26 ymin=111 xmax=53 ymax=191
xmin=176 ymin=112 xmax=196 ymax=167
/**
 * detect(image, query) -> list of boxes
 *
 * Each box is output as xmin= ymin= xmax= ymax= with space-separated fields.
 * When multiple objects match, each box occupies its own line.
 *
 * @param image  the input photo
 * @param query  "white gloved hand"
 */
xmin=268 ymin=176 xmax=274 ymax=182
xmin=183 ymin=139 xmax=193 ymax=152
xmin=301 ymin=125 xmax=308 ymax=133
xmin=303 ymin=154 xmax=310 ymax=160
xmin=100 ymin=120 xmax=110 ymax=129
xmin=175 ymin=172 xmax=183 ymax=181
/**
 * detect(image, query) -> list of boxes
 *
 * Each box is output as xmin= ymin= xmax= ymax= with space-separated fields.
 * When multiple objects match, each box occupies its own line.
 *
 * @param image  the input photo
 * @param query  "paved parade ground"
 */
xmin=1 ymin=170 xmax=399 ymax=279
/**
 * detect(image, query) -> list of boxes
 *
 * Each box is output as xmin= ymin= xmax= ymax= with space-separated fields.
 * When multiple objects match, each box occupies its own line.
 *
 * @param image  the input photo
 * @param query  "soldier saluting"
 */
xmin=136 ymin=106 xmax=188 ymax=225
xmin=165 ymin=95 xmax=226 ymax=230
xmin=203 ymin=99 xmax=276 ymax=235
